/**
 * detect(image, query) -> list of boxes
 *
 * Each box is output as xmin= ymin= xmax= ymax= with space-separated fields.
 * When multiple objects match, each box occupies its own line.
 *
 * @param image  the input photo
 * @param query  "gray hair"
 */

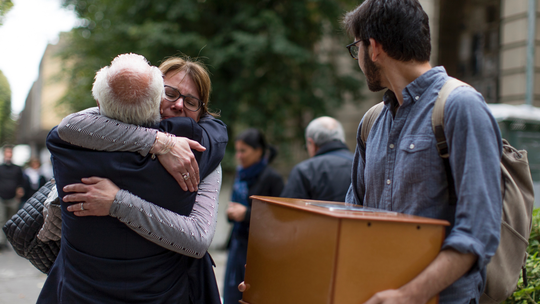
xmin=92 ymin=53 xmax=163 ymax=126
xmin=305 ymin=116 xmax=346 ymax=146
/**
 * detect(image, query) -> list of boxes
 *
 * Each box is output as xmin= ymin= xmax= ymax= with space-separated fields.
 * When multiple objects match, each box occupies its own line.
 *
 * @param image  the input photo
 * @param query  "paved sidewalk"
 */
xmin=0 ymin=244 xmax=229 ymax=304
xmin=0 ymin=245 xmax=46 ymax=304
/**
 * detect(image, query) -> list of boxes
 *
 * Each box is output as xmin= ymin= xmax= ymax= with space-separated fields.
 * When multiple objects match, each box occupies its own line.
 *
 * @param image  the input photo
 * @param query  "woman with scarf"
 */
xmin=223 ymin=128 xmax=284 ymax=304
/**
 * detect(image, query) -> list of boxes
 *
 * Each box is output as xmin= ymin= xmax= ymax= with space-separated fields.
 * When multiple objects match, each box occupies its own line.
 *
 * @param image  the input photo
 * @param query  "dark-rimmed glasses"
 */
xmin=163 ymin=85 xmax=204 ymax=112
xmin=346 ymin=40 xmax=361 ymax=60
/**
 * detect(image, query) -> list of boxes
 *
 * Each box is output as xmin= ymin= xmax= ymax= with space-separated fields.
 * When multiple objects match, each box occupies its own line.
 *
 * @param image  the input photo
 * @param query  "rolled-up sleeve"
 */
xmin=441 ymin=87 xmax=503 ymax=270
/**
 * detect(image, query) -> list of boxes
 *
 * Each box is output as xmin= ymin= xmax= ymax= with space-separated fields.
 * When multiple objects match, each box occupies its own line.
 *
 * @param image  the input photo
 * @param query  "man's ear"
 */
xmin=369 ymin=38 xmax=383 ymax=62
xmin=306 ymin=138 xmax=318 ymax=157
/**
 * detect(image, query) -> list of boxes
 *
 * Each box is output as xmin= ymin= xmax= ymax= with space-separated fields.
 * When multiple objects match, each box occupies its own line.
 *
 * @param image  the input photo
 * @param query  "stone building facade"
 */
xmin=334 ymin=0 xmax=539 ymax=150
xmin=17 ymin=36 xmax=69 ymax=158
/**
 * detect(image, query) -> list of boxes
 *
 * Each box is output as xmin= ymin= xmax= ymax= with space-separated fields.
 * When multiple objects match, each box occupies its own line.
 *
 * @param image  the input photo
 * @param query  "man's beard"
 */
xmin=363 ymin=50 xmax=384 ymax=92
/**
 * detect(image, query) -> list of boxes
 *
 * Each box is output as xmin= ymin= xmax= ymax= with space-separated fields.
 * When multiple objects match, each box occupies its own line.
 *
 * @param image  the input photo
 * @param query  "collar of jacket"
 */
xmin=315 ymin=140 xmax=350 ymax=157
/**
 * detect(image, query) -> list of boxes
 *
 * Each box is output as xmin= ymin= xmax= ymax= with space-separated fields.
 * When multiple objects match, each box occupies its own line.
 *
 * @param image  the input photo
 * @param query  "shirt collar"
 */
xmin=403 ymin=66 xmax=447 ymax=102
xmin=382 ymin=66 xmax=447 ymax=113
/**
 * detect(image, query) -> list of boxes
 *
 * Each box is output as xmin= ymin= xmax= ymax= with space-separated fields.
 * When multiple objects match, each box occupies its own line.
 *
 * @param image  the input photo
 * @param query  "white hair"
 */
xmin=305 ymin=116 xmax=346 ymax=146
xmin=92 ymin=53 xmax=163 ymax=126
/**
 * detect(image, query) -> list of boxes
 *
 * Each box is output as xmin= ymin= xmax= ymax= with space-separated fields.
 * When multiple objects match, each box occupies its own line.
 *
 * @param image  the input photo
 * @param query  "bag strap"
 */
xmin=360 ymin=101 xmax=385 ymax=148
xmin=431 ymin=78 xmax=472 ymax=158
xmin=431 ymin=78 xmax=472 ymax=205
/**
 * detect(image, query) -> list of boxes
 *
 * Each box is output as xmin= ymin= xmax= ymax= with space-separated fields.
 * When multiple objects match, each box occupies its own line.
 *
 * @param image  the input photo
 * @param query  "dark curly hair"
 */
xmin=343 ymin=0 xmax=431 ymax=62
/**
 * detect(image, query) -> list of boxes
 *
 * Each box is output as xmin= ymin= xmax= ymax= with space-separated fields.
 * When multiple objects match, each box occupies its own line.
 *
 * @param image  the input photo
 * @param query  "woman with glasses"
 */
xmin=45 ymin=56 xmax=227 ymax=302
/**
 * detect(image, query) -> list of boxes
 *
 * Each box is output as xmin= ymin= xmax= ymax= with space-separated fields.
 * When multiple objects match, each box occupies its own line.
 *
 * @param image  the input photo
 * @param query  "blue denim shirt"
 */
xmin=346 ymin=67 xmax=502 ymax=304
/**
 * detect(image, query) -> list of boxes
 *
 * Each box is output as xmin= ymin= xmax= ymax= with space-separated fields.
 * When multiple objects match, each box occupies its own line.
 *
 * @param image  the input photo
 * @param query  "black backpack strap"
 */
xmin=431 ymin=78 xmax=472 ymax=205
xmin=360 ymin=101 xmax=385 ymax=149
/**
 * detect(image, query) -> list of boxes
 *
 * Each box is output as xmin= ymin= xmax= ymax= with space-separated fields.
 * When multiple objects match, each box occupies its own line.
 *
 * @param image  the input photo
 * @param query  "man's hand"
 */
xmin=363 ymin=249 xmax=477 ymax=304
xmin=155 ymin=136 xmax=206 ymax=192
xmin=227 ymin=202 xmax=247 ymax=222
xmin=238 ymin=281 xmax=249 ymax=292
xmin=64 ymin=177 xmax=120 ymax=216
xmin=237 ymin=264 xmax=251 ymax=304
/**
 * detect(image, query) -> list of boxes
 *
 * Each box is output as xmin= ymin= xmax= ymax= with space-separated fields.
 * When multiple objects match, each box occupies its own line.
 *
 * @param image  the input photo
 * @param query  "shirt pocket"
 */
xmin=398 ymin=136 xmax=432 ymax=183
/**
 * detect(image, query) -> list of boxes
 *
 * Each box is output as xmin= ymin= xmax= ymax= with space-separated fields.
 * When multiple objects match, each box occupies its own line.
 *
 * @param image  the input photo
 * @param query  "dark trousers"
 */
xmin=223 ymin=235 xmax=248 ymax=304
xmin=0 ymin=197 xmax=18 ymax=245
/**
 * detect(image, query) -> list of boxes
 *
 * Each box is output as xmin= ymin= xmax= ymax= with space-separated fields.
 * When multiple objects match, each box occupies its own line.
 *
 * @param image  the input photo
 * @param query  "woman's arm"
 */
xmin=111 ymin=166 xmax=222 ymax=258
xmin=63 ymin=166 xmax=222 ymax=258
xmin=58 ymin=108 xmax=204 ymax=191
xmin=58 ymin=108 xmax=224 ymax=256
xmin=58 ymin=107 xmax=157 ymax=155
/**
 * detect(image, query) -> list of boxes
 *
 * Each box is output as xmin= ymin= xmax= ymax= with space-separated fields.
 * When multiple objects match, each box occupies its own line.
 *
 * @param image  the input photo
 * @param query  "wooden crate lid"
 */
xmin=250 ymin=196 xmax=450 ymax=226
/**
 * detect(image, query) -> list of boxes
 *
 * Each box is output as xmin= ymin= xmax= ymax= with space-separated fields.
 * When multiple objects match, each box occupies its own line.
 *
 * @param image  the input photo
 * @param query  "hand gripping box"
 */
xmin=241 ymin=196 xmax=449 ymax=304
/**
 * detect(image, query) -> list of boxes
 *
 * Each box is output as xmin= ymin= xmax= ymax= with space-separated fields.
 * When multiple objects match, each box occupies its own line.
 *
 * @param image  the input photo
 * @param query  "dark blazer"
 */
xmin=39 ymin=116 xmax=226 ymax=304
xmin=280 ymin=140 xmax=353 ymax=202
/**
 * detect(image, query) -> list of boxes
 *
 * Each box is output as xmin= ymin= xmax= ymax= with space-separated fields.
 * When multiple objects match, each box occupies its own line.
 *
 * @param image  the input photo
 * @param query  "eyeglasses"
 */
xmin=346 ymin=39 xmax=361 ymax=60
xmin=163 ymin=85 xmax=204 ymax=112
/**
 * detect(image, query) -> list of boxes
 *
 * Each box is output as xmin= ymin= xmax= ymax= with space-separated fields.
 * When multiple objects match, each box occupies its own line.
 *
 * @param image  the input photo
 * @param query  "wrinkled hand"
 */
xmin=64 ymin=177 xmax=120 ymax=216
xmin=227 ymin=202 xmax=247 ymax=222
xmin=363 ymin=289 xmax=420 ymax=304
xmin=157 ymin=136 xmax=206 ymax=192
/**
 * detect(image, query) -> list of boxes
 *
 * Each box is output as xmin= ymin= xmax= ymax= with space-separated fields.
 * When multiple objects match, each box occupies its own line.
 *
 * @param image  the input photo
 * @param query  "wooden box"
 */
xmin=242 ymin=196 xmax=449 ymax=304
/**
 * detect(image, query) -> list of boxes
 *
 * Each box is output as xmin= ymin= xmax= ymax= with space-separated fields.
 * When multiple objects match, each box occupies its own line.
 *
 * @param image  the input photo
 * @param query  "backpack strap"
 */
xmin=431 ymin=78 xmax=472 ymax=157
xmin=360 ymin=101 xmax=385 ymax=148
xmin=431 ymin=78 xmax=472 ymax=205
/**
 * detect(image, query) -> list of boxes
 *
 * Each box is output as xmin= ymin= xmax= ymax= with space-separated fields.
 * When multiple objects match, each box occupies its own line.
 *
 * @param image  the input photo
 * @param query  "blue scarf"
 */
xmin=231 ymin=158 xmax=268 ymax=206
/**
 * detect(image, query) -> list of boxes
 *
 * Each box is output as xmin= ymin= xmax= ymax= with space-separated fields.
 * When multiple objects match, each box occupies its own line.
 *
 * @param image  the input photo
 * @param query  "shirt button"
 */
xmin=386 ymin=179 xmax=391 ymax=185
xmin=415 ymin=96 xmax=419 ymax=100
xmin=389 ymin=144 xmax=395 ymax=149
xmin=409 ymin=144 xmax=415 ymax=149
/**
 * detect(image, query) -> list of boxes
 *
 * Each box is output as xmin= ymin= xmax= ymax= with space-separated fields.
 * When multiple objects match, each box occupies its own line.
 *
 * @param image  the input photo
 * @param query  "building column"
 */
xmin=500 ymin=0 xmax=540 ymax=106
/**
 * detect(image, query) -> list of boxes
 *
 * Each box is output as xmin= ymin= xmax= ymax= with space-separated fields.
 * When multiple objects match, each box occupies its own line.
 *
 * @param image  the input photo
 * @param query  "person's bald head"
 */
xmin=305 ymin=116 xmax=346 ymax=157
xmin=92 ymin=53 xmax=163 ymax=126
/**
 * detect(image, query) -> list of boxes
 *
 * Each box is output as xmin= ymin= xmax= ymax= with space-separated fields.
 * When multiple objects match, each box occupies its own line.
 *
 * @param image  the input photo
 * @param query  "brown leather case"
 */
xmin=242 ymin=196 xmax=449 ymax=304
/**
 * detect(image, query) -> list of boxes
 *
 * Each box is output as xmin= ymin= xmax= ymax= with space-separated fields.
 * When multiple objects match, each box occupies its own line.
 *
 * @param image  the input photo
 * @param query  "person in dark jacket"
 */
xmin=20 ymin=157 xmax=48 ymax=209
xmin=223 ymin=128 xmax=284 ymax=304
xmin=0 ymin=145 xmax=24 ymax=250
xmin=280 ymin=116 xmax=353 ymax=202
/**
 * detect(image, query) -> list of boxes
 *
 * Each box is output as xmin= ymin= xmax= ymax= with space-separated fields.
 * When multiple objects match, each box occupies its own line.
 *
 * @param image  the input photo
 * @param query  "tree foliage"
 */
xmin=0 ymin=0 xmax=13 ymax=26
xmin=0 ymin=69 xmax=15 ymax=145
xmin=504 ymin=208 xmax=540 ymax=303
xmin=57 ymin=0 xmax=363 ymax=158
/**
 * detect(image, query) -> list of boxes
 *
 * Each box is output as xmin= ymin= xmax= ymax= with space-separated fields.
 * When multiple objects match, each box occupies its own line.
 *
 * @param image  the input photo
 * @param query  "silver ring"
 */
xmin=80 ymin=203 xmax=84 ymax=211
xmin=182 ymin=173 xmax=190 ymax=180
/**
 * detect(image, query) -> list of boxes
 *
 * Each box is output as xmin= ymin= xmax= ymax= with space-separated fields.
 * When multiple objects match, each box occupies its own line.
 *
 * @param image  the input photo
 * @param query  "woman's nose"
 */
xmin=171 ymin=97 xmax=184 ymax=110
